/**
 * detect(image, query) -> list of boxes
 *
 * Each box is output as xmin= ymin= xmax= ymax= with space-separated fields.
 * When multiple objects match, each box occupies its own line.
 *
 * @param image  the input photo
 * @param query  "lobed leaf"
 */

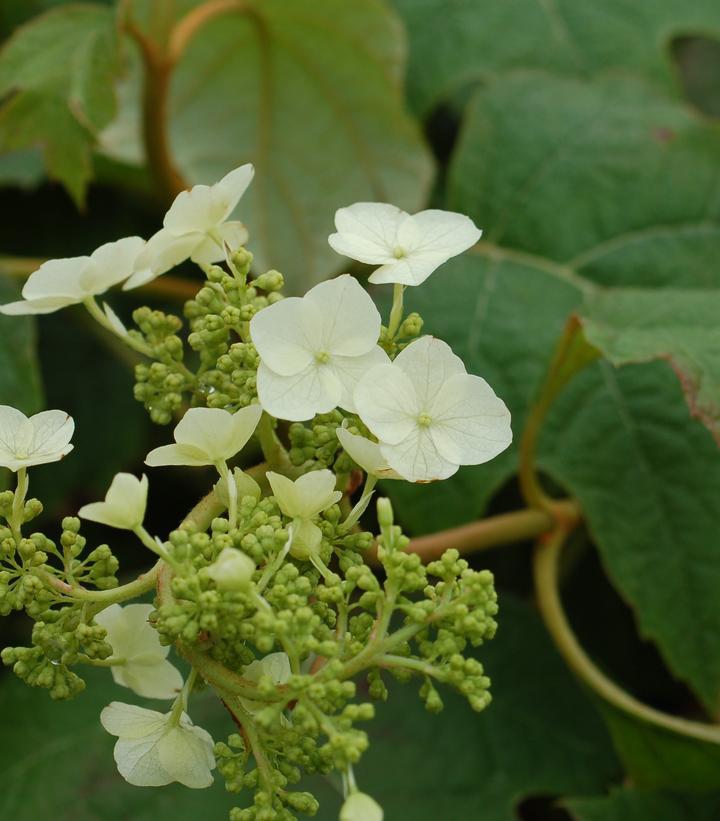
xmin=0 ymin=4 xmax=120 ymax=204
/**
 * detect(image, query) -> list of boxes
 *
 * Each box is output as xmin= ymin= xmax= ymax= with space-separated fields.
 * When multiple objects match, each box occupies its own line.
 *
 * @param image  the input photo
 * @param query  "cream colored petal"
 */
xmin=115 ymin=659 xmax=184 ymax=701
xmin=354 ymin=364 xmax=418 ymax=445
xmin=22 ymin=257 xmax=89 ymax=301
xmin=336 ymin=427 xmax=401 ymax=479
xmin=250 ymin=298 xmax=318 ymax=376
xmin=393 ymin=336 xmax=465 ymax=409
xmin=144 ymin=443 xmax=211 ymax=468
xmin=256 ymin=361 xmax=340 ymax=422
xmin=380 ymin=428 xmax=458 ymax=483
xmin=88 ymin=236 xmax=147 ymax=293
xmin=329 ymin=345 xmax=390 ymax=412
xmin=304 ymin=275 xmax=381 ymax=356
xmin=157 ymin=720 xmax=215 ymax=788
xmin=100 ymin=701 xmax=166 ymax=739
xmin=328 ymin=202 xmax=406 ymax=264
xmin=429 ymin=373 xmax=512 ymax=465
xmin=214 ymin=164 xmax=254 ymax=222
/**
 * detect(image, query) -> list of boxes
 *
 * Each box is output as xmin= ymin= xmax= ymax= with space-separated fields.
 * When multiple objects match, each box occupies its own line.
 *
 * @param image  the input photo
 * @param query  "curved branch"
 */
xmin=168 ymin=0 xmax=248 ymax=63
xmin=367 ymin=502 xmax=580 ymax=565
xmin=534 ymin=527 xmax=720 ymax=745
xmin=123 ymin=20 xmax=186 ymax=202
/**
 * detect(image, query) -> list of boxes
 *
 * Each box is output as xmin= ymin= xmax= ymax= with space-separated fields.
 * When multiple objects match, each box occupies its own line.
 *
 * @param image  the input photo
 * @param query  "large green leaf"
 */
xmin=567 ymin=788 xmax=720 ymax=821
xmin=393 ymin=0 xmax=720 ymax=115
xmin=0 ymin=4 xmax=120 ymax=203
xmin=0 ymin=595 xmax=619 ymax=820
xmin=104 ymin=0 xmax=433 ymax=290
xmin=599 ymin=705 xmax=720 ymax=791
xmin=0 ymin=274 xmax=43 ymax=414
xmin=449 ymin=73 xmax=720 ymax=289
xmin=385 ymin=248 xmax=720 ymax=712
xmin=579 ymin=288 xmax=720 ymax=442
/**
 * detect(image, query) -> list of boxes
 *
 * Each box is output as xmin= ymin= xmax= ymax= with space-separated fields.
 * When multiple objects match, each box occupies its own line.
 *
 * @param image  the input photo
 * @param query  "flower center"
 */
xmin=314 ymin=350 xmax=330 ymax=364
xmin=393 ymin=246 xmax=406 ymax=259
xmin=417 ymin=413 xmax=433 ymax=428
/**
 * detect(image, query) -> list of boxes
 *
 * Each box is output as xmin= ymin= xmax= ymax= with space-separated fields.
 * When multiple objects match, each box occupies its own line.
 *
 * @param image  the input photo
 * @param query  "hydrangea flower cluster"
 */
xmin=0 ymin=166 xmax=511 ymax=820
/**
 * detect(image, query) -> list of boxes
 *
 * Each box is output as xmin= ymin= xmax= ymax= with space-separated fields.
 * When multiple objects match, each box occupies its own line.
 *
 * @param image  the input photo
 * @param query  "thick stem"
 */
xmin=366 ymin=503 xmax=579 ymax=565
xmin=168 ymin=0 xmax=248 ymax=62
xmin=36 ymin=560 xmax=162 ymax=604
xmin=534 ymin=528 xmax=720 ymax=745
xmin=519 ymin=316 xmax=598 ymax=515
xmin=123 ymin=20 xmax=185 ymax=202
xmin=386 ymin=283 xmax=405 ymax=339
xmin=9 ymin=467 xmax=28 ymax=543
xmin=223 ymin=694 xmax=275 ymax=790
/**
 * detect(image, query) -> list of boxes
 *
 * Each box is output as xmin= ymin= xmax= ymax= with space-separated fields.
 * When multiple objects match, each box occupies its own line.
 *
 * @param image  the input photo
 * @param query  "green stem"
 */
xmin=534 ymin=528 xmax=720 ymax=745
xmin=224 ymin=695 xmax=275 ymax=790
xmin=36 ymin=560 xmax=162 ymax=604
xmin=83 ymin=297 xmax=154 ymax=358
xmin=216 ymin=460 xmax=237 ymax=529
xmin=133 ymin=524 xmax=175 ymax=565
xmin=377 ymin=654 xmax=440 ymax=679
xmin=519 ymin=316 xmax=598 ymax=515
xmin=340 ymin=474 xmax=377 ymax=533
xmin=9 ymin=467 xmax=28 ymax=543
xmin=372 ymin=502 xmax=580 ymax=565
xmin=255 ymin=413 xmax=297 ymax=475
xmin=387 ymin=283 xmax=405 ymax=339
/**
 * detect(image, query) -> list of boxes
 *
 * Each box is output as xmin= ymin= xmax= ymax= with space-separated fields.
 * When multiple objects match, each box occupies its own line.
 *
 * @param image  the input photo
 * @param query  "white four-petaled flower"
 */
xmin=250 ymin=274 xmax=388 ymax=421
xmin=78 ymin=473 xmax=148 ymax=531
xmin=0 ymin=406 xmax=74 ymax=472
xmin=126 ymin=165 xmax=254 ymax=289
xmin=95 ymin=604 xmax=183 ymax=700
xmin=328 ymin=202 xmax=481 ymax=286
xmin=354 ymin=336 xmax=512 ymax=483
xmin=267 ymin=470 xmax=341 ymax=558
xmin=0 ymin=237 xmax=146 ymax=315
xmin=145 ymin=405 xmax=262 ymax=468
xmin=100 ymin=701 xmax=215 ymax=788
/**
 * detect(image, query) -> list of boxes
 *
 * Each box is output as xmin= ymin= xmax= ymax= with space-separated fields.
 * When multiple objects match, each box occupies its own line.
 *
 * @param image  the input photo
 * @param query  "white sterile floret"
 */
xmin=328 ymin=202 xmax=481 ymax=286
xmin=240 ymin=651 xmax=292 ymax=715
xmin=207 ymin=547 xmax=255 ymax=591
xmin=336 ymin=427 xmax=402 ymax=480
xmin=95 ymin=604 xmax=183 ymax=699
xmin=340 ymin=791 xmax=384 ymax=821
xmin=101 ymin=702 xmax=215 ymax=788
xmin=126 ymin=165 xmax=254 ymax=289
xmin=145 ymin=405 xmax=262 ymax=467
xmin=250 ymin=274 xmax=389 ymax=421
xmin=267 ymin=470 xmax=341 ymax=558
xmin=354 ymin=336 xmax=512 ymax=483
xmin=0 ymin=237 xmax=146 ymax=315
xmin=78 ymin=473 xmax=148 ymax=531
xmin=0 ymin=406 xmax=74 ymax=472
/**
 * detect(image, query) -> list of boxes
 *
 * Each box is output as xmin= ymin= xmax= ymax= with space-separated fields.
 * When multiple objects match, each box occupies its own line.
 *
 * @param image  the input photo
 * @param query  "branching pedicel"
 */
xmin=0 ymin=166 xmax=512 ymax=820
